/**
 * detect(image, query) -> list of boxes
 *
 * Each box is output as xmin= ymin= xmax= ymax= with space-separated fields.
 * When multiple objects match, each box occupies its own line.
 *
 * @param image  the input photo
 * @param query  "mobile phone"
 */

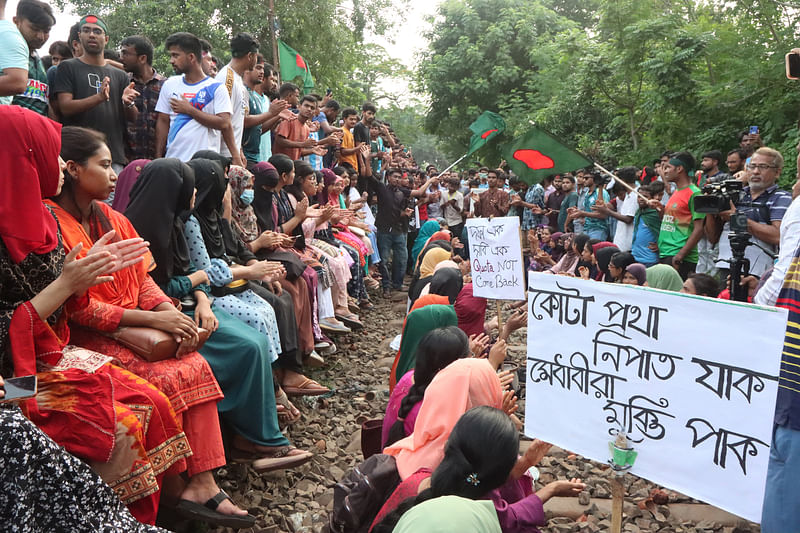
xmin=749 ymin=125 xmax=759 ymax=135
xmin=787 ymin=52 xmax=800 ymax=80
xmin=0 ymin=375 xmax=38 ymax=403
xmin=326 ymin=88 xmax=333 ymax=96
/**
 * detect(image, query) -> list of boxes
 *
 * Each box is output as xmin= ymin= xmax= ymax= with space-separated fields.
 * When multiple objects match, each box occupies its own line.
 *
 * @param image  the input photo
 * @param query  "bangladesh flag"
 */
xmin=466 ymin=111 xmax=506 ymax=156
xmin=501 ymin=126 xmax=592 ymax=183
xmin=278 ymin=39 xmax=314 ymax=91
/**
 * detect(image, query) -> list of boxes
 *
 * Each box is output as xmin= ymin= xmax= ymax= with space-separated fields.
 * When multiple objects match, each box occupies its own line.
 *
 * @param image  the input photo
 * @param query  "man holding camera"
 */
xmin=706 ymin=147 xmax=791 ymax=279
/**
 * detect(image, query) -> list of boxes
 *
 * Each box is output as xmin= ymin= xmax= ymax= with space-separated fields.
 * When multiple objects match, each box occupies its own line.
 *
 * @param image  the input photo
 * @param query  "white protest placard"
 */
xmin=465 ymin=216 xmax=525 ymax=300
xmin=523 ymin=273 xmax=787 ymax=522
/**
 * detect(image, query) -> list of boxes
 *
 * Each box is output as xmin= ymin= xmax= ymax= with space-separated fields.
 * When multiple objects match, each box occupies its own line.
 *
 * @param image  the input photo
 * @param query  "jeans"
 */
xmin=584 ymin=226 xmax=609 ymax=241
xmin=377 ymin=230 xmax=407 ymax=289
xmin=762 ymin=424 xmax=800 ymax=532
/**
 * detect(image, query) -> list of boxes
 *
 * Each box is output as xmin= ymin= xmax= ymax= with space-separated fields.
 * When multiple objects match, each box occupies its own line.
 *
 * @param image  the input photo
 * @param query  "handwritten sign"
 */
xmin=465 ymin=216 xmax=525 ymax=300
xmin=523 ymin=273 xmax=787 ymax=522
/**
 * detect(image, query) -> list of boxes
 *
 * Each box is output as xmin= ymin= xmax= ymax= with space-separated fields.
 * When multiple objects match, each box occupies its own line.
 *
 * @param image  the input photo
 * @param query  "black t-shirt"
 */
xmin=353 ymin=122 xmax=370 ymax=173
xmin=52 ymin=58 xmax=129 ymax=165
xmin=372 ymin=177 xmax=410 ymax=232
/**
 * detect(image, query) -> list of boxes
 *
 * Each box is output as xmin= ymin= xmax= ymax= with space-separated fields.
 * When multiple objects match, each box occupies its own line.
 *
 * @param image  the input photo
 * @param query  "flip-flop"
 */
xmin=359 ymin=300 xmax=374 ymax=310
xmin=335 ymin=313 xmax=364 ymax=330
xmin=175 ymin=490 xmax=256 ymax=529
xmin=283 ymin=377 xmax=330 ymax=397
xmin=274 ymin=388 xmax=301 ymax=426
xmin=232 ymin=446 xmax=313 ymax=473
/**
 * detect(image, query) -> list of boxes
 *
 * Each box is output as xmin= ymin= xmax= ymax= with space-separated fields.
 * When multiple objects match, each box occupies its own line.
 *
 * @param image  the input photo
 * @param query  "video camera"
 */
xmin=694 ymin=179 xmax=748 ymax=233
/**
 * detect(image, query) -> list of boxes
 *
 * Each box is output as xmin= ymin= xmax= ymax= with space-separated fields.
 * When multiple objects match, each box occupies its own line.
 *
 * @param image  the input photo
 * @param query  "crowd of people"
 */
xmin=2 ymin=0 xmax=800 ymax=531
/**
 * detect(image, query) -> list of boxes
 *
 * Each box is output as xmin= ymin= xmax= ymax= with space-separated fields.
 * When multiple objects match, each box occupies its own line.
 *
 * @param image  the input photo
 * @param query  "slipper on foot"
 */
xmin=283 ymin=377 xmax=330 ymax=396
xmin=175 ymin=490 xmax=256 ymax=529
xmin=335 ymin=313 xmax=364 ymax=330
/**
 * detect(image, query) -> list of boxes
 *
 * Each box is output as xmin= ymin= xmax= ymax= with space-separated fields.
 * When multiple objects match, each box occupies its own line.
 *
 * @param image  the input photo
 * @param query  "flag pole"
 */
xmin=436 ymin=152 xmax=469 ymax=176
xmin=593 ymin=162 xmax=649 ymax=202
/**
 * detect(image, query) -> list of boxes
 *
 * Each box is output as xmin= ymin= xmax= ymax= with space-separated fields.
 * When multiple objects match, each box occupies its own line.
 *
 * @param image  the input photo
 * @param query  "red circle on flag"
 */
xmin=513 ymin=149 xmax=554 ymax=170
xmin=481 ymin=129 xmax=498 ymax=139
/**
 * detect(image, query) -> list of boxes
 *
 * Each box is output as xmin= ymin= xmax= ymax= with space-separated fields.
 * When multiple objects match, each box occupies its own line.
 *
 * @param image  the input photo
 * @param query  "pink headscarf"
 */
xmin=383 ymin=358 xmax=503 ymax=479
xmin=454 ymin=283 xmax=487 ymax=337
xmin=112 ymin=159 xmax=150 ymax=212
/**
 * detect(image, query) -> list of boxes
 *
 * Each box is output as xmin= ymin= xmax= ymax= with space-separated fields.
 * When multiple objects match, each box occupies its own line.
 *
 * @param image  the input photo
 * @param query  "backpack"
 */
xmin=329 ymin=453 xmax=401 ymax=533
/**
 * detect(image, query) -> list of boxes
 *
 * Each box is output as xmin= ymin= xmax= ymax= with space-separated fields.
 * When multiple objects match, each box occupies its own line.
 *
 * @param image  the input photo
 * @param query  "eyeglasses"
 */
xmin=746 ymin=163 xmax=778 ymax=171
xmin=81 ymin=27 xmax=105 ymax=36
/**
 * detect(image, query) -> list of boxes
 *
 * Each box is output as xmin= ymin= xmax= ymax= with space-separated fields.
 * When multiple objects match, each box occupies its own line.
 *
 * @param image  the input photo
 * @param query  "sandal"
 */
xmin=275 ymin=387 xmax=301 ymax=426
xmin=175 ymin=490 xmax=256 ymax=529
xmin=335 ymin=313 xmax=364 ymax=330
xmin=359 ymin=300 xmax=374 ymax=310
xmin=232 ymin=445 xmax=313 ymax=472
xmin=283 ymin=377 xmax=330 ymax=397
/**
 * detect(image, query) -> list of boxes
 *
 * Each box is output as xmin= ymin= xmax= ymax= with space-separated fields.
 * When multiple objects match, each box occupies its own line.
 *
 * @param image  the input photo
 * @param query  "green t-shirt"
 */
xmin=12 ymin=52 xmax=47 ymax=115
xmin=558 ymin=191 xmax=578 ymax=232
xmin=657 ymin=183 xmax=704 ymax=263
xmin=583 ymin=187 xmax=610 ymax=232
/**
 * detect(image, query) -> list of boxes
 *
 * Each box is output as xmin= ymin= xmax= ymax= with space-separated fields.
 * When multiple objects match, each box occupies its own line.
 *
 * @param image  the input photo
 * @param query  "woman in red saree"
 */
xmin=0 ymin=106 xmax=191 ymax=526
xmin=48 ymin=127 xmax=255 ymax=527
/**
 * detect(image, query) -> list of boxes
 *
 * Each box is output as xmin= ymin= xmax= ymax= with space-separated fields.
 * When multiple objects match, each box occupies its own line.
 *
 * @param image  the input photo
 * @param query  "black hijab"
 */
xmin=186 ymin=158 xmax=228 ymax=260
xmin=251 ymin=161 xmax=280 ymax=233
xmin=191 ymin=150 xmax=231 ymax=173
xmin=125 ymin=158 xmax=195 ymax=287
xmin=429 ymin=267 xmax=464 ymax=304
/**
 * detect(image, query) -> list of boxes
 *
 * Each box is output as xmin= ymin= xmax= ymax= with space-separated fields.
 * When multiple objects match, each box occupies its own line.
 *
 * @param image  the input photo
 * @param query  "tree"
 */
xmin=418 ymin=0 xmax=800 ymax=185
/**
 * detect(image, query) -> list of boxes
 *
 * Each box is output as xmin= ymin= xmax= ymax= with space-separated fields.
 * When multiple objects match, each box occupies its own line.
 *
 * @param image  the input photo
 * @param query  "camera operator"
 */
xmin=705 ymin=147 xmax=792 ymax=279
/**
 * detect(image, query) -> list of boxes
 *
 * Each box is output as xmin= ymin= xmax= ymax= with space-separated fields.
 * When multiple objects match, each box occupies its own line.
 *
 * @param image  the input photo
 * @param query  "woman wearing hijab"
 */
xmin=0 ymin=107 xmax=189 ymax=528
xmin=383 ymin=326 xmax=471 ymax=447
xmin=385 ymin=359 xmax=504 ymax=478
xmin=286 ymin=161 xmax=363 ymax=329
xmin=646 ymin=264 xmax=684 ymax=291
xmin=184 ymin=158 xmax=330 ymax=397
xmin=318 ymin=168 xmax=372 ymax=307
xmin=223 ymin=165 xmax=307 ymax=374
xmin=410 ymin=220 xmax=442 ymax=268
xmin=416 ymin=266 xmax=463 ymax=306
xmin=408 ymin=246 xmax=453 ymax=308
xmin=622 ymin=263 xmax=648 ymax=286
xmin=229 ymin=162 xmax=323 ymax=355
xmin=389 ymin=304 xmax=459 ymax=391
xmin=375 ymin=406 xmax=584 ymax=533
xmin=454 ymin=283 xmax=488 ymax=337
xmin=123 ymin=156 xmax=312 ymax=466
xmin=592 ymin=242 xmax=619 ymax=282
xmin=49 ymin=129 xmax=263 ymax=526
xmin=110 ymin=158 xmax=149 ymax=212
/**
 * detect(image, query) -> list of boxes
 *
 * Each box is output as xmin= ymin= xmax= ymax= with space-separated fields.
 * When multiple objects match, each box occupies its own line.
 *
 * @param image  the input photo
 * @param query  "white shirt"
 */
xmin=755 ymin=195 xmax=800 ymax=306
xmin=612 ymin=190 xmax=638 ymax=252
xmin=156 ymin=75 xmax=232 ymax=161
xmin=215 ymin=64 xmax=248 ymax=157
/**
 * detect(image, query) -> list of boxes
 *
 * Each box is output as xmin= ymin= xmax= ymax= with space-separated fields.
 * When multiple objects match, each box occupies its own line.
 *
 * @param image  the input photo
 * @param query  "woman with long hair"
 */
xmin=383 ymin=326 xmax=471 ymax=448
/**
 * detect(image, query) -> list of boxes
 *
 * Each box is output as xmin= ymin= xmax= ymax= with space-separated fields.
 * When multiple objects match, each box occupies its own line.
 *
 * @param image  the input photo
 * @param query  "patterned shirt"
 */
xmin=522 ymin=184 xmax=546 ymax=230
xmin=126 ymin=69 xmax=165 ymax=161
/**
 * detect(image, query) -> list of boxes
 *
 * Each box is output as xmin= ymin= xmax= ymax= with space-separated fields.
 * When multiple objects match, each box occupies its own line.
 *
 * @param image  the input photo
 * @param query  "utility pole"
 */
xmin=269 ymin=0 xmax=279 ymax=79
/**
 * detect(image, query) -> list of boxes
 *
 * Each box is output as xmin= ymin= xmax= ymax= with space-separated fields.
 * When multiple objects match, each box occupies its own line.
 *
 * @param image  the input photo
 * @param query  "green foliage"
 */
xmin=55 ymin=0 xmax=405 ymax=105
xmin=381 ymin=104 xmax=452 ymax=168
xmin=419 ymin=0 xmax=800 ymax=185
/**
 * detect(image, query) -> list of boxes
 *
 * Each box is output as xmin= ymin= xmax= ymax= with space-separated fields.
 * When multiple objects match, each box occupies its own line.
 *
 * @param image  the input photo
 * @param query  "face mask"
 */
xmin=240 ymin=189 xmax=254 ymax=206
